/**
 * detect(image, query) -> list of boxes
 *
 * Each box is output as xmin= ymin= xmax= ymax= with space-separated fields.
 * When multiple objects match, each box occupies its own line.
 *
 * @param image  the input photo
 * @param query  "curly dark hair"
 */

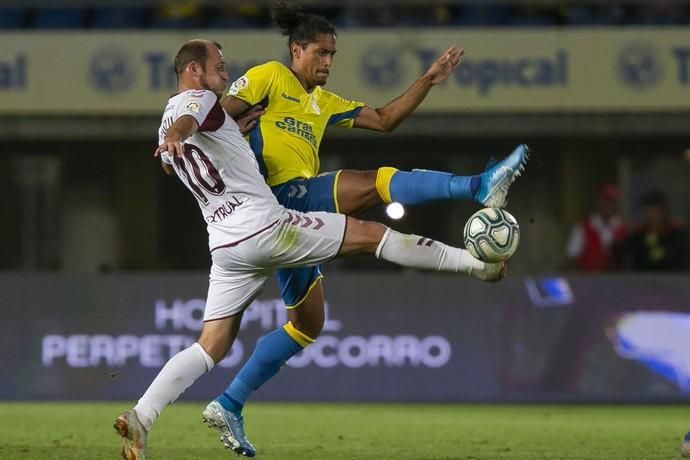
xmin=271 ymin=1 xmax=336 ymax=50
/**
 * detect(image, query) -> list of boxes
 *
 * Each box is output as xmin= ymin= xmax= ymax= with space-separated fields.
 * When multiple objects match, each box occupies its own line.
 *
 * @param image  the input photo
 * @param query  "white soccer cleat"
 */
xmin=474 ymin=261 xmax=507 ymax=282
xmin=114 ymin=409 xmax=148 ymax=460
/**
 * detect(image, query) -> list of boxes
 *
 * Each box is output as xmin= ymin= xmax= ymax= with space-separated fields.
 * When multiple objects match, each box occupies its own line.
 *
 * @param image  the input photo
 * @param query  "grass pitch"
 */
xmin=0 ymin=402 xmax=687 ymax=459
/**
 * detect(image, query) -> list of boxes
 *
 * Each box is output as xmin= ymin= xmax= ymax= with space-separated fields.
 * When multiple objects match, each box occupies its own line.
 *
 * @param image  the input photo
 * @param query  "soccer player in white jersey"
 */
xmin=114 ymin=39 xmax=507 ymax=460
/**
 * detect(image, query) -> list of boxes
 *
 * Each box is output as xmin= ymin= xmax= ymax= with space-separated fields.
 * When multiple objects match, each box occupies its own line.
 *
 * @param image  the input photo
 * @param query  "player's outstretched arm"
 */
xmin=237 ymin=105 xmax=265 ymax=134
xmin=220 ymin=95 xmax=251 ymax=118
xmin=154 ymin=115 xmax=199 ymax=159
xmin=353 ymin=45 xmax=464 ymax=132
xmin=220 ymin=96 xmax=264 ymax=134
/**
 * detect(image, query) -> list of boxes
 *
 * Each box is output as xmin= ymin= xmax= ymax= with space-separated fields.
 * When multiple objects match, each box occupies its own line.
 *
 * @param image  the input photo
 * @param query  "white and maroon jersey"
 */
xmin=158 ymin=89 xmax=285 ymax=251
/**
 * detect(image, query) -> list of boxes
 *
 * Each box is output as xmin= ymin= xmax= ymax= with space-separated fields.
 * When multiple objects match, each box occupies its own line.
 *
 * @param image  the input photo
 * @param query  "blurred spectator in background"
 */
xmin=6 ymin=2 xmax=690 ymax=30
xmin=625 ymin=190 xmax=688 ymax=271
xmin=152 ymin=0 xmax=203 ymax=28
xmin=208 ymin=3 xmax=265 ymax=29
xmin=565 ymin=184 xmax=627 ymax=272
xmin=338 ymin=5 xmax=396 ymax=27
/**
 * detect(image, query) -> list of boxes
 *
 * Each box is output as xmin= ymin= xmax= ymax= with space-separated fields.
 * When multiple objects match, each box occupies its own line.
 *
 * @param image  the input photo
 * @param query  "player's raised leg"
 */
xmin=335 ymin=144 xmax=529 ymax=214
xmin=218 ymin=213 xmax=504 ymax=431
xmin=339 ymin=217 xmax=506 ymax=280
xmin=203 ymin=210 xmax=505 ymax=457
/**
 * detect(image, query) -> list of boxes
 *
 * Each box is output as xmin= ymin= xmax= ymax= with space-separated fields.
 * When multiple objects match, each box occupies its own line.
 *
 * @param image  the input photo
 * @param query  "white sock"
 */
xmin=375 ymin=228 xmax=485 ymax=275
xmin=134 ymin=342 xmax=214 ymax=431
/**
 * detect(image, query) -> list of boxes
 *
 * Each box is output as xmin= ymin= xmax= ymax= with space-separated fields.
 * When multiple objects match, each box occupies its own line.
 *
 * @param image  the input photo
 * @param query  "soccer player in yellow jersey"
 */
xmin=209 ymin=2 xmax=528 ymax=456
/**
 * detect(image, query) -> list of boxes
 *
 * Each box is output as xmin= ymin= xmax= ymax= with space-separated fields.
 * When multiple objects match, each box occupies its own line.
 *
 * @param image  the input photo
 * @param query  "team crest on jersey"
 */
xmin=309 ymin=94 xmax=321 ymax=115
xmin=228 ymin=76 xmax=249 ymax=96
xmin=185 ymin=101 xmax=200 ymax=113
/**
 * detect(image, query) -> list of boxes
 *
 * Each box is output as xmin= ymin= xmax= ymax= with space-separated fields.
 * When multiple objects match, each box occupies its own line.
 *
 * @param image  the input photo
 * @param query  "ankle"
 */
xmin=216 ymin=394 xmax=243 ymax=414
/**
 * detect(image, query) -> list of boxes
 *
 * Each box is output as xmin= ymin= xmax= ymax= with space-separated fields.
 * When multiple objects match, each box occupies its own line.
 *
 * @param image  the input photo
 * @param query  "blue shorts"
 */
xmin=271 ymin=171 xmax=341 ymax=307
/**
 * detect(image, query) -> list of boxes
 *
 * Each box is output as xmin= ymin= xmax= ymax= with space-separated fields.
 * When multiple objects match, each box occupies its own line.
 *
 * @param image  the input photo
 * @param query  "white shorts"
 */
xmin=203 ymin=210 xmax=346 ymax=321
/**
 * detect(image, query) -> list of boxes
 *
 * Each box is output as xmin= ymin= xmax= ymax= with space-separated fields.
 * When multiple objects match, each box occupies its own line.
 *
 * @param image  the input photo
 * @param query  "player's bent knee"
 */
xmin=356 ymin=218 xmax=388 ymax=242
xmin=283 ymin=321 xmax=316 ymax=348
xmin=376 ymin=167 xmax=398 ymax=204
xmin=340 ymin=217 xmax=387 ymax=256
xmin=197 ymin=319 xmax=240 ymax=363
xmin=197 ymin=338 xmax=231 ymax=364
xmin=286 ymin=280 xmax=325 ymax=337
xmin=360 ymin=169 xmax=379 ymax=183
xmin=288 ymin=308 xmax=324 ymax=338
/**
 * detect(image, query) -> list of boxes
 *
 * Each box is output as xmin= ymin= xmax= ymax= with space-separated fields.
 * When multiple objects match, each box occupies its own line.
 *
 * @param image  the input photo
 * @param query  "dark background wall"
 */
xmin=2 ymin=273 xmax=688 ymax=402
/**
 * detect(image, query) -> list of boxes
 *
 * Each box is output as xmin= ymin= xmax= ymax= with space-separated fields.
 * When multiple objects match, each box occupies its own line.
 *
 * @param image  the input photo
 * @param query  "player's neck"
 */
xmin=289 ymin=66 xmax=315 ymax=93
xmin=178 ymin=82 xmax=201 ymax=93
xmin=177 ymin=74 xmax=206 ymax=94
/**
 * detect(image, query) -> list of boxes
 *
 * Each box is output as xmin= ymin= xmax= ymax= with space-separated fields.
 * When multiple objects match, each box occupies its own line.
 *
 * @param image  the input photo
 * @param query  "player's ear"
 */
xmin=290 ymin=42 xmax=301 ymax=59
xmin=186 ymin=61 xmax=200 ymax=75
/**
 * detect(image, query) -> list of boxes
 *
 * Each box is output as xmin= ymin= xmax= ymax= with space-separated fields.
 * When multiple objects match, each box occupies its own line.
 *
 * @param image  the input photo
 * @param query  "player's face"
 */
xmin=200 ymin=46 xmax=229 ymax=98
xmin=294 ymin=33 xmax=337 ymax=87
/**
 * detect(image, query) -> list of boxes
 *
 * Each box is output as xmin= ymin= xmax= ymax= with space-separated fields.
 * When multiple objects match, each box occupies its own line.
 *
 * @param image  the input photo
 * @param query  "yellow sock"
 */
xmin=283 ymin=321 xmax=315 ymax=348
xmin=375 ymin=167 xmax=398 ymax=204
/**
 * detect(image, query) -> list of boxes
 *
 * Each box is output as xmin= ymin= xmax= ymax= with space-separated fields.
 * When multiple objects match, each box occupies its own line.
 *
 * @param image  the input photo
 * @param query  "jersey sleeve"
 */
xmin=177 ymin=90 xmax=224 ymax=132
xmin=226 ymin=61 xmax=279 ymax=106
xmin=325 ymin=92 xmax=365 ymax=128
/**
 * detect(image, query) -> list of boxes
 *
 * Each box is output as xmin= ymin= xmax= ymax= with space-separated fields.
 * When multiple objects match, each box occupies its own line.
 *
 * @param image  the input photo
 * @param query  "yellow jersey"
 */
xmin=227 ymin=61 xmax=364 ymax=187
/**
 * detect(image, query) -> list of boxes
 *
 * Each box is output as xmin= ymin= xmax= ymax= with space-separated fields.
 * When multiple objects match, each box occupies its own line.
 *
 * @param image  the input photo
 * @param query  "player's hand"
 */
xmin=236 ymin=105 xmax=265 ymax=135
xmin=424 ymin=45 xmax=464 ymax=85
xmin=154 ymin=138 xmax=184 ymax=158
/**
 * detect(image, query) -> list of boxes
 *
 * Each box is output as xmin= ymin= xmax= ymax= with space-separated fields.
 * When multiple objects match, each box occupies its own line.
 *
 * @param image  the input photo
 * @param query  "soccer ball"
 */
xmin=463 ymin=208 xmax=520 ymax=263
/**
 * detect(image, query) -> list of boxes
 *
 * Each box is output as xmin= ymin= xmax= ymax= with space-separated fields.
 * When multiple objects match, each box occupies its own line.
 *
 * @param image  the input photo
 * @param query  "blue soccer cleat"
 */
xmin=682 ymin=431 xmax=690 ymax=457
xmin=202 ymin=400 xmax=257 ymax=457
xmin=476 ymin=144 xmax=529 ymax=208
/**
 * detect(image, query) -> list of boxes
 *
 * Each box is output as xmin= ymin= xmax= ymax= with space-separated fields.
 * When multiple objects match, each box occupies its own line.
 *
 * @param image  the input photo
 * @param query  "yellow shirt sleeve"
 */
xmin=227 ymin=61 xmax=280 ymax=105
xmin=325 ymin=92 xmax=365 ymax=128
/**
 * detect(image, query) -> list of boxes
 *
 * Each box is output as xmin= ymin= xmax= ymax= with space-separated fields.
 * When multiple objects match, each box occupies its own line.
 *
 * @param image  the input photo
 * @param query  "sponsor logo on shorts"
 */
xmin=287 ymin=184 xmax=307 ymax=199
xmin=285 ymin=212 xmax=325 ymax=230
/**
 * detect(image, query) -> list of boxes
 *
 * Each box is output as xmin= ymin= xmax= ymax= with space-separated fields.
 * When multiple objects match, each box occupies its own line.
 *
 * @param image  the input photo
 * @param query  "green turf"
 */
xmin=0 ymin=402 xmax=687 ymax=459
